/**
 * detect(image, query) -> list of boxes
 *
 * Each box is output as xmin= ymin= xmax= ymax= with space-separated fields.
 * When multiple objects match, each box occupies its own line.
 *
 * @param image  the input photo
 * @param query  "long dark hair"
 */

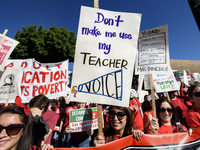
xmin=105 ymin=106 xmax=135 ymax=143
xmin=0 ymin=106 xmax=33 ymax=150
xmin=187 ymin=85 xmax=199 ymax=98
xmin=156 ymin=97 xmax=179 ymax=126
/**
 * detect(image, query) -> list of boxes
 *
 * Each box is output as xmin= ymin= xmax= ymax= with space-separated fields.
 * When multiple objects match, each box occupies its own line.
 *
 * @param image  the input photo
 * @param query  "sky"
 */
xmin=1 ymin=0 xmax=199 ymax=61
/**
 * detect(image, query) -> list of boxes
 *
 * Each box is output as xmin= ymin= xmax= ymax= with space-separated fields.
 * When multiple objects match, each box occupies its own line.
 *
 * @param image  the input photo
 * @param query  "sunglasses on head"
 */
xmin=108 ymin=111 xmax=126 ymax=120
xmin=193 ymin=92 xmax=200 ymax=97
xmin=0 ymin=124 xmax=24 ymax=136
xmin=159 ymin=108 xmax=173 ymax=113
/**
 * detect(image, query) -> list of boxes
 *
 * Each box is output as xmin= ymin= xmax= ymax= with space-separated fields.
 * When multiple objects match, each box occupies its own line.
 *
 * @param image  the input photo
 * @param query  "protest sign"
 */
xmin=138 ymin=90 xmax=148 ymax=103
xmin=191 ymin=72 xmax=199 ymax=82
xmin=173 ymin=69 xmax=191 ymax=81
xmin=137 ymin=74 xmax=144 ymax=93
xmin=70 ymin=6 xmax=141 ymax=107
xmin=0 ymin=67 xmax=23 ymax=100
xmin=69 ymin=107 xmax=98 ymax=133
xmin=130 ymin=89 xmax=138 ymax=98
xmin=135 ymin=25 xmax=170 ymax=74
xmin=52 ymin=127 xmax=200 ymax=150
xmin=0 ymin=34 xmax=19 ymax=71
xmin=153 ymin=69 xmax=179 ymax=93
xmin=4 ymin=59 xmax=68 ymax=103
xmin=144 ymin=74 xmax=150 ymax=90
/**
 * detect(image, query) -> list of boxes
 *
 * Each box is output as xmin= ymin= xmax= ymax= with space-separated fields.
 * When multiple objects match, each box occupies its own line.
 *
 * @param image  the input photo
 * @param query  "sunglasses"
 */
xmin=108 ymin=111 xmax=126 ymax=120
xmin=0 ymin=124 xmax=24 ymax=136
xmin=159 ymin=108 xmax=173 ymax=113
xmin=193 ymin=92 xmax=200 ymax=97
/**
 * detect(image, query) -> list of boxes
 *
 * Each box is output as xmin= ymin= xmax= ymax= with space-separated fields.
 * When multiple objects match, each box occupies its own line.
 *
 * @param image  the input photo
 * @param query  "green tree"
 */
xmin=10 ymin=25 xmax=76 ymax=63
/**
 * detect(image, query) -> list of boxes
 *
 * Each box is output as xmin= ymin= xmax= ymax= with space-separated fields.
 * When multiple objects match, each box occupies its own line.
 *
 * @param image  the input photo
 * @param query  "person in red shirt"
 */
xmin=129 ymin=97 xmax=144 ymax=131
xmin=146 ymin=97 xmax=188 ymax=134
xmin=186 ymin=85 xmax=200 ymax=130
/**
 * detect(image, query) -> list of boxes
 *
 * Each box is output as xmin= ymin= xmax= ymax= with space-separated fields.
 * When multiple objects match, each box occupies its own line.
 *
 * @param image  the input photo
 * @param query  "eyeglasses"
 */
xmin=0 ymin=124 xmax=24 ymax=136
xmin=193 ymin=92 xmax=200 ymax=97
xmin=159 ymin=108 xmax=173 ymax=113
xmin=108 ymin=111 xmax=126 ymax=120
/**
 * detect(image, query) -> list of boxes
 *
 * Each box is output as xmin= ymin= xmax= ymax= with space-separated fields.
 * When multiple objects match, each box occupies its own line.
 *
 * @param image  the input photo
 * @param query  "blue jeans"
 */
xmin=68 ymin=137 xmax=90 ymax=147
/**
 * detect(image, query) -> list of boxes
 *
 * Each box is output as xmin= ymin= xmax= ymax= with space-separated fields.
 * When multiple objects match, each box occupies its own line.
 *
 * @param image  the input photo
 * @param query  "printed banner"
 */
xmin=4 ymin=59 xmax=68 ymax=103
xmin=0 ymin=67 xmax=23 ymax=100
xmin=52 ymin=127 xmax=200 ymax=150
xmin=135 ymin=25 xmax=170 ymax=74
xmin=173 ymin=69 xmax=191 ymax=81
xmin=191 ymin=73 xmax=199 ymax=82
xmin=153 ymin=68 xmax=179 ymax=93
xmin=0 ymin=34 xmax=19 ymax=71
xmin=70 ymin=6 xmax=141 ymax=107
xmin=69 ymin=107 xmax=98 ymax=133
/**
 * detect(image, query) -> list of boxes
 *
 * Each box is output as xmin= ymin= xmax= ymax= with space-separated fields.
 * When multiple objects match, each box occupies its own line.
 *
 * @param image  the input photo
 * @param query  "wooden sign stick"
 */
xmin=166 ymin=91 xmax=171 ymax=102
xmin=93 ymin=0 xmax=103 ymax=136
xmin=2 ymin=29 xmax=9 ymax=106
xmin=150 ymin=74 xmax=158 ymax=134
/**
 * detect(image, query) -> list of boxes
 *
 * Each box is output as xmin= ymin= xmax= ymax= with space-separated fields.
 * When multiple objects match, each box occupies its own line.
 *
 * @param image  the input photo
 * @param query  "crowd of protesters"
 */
xmin=0 ymin=80 xmax=200 ymax=149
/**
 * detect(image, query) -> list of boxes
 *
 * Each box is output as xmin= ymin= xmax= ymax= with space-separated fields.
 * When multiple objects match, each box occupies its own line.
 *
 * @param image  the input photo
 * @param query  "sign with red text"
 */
xmin=0 ymin=67 xmax=23 ymax=100
xmin=135 ymin=25 xmax=170 ymax=74
xmin=0 ymin=34 xmax=19 ymax=71
xmin=70 ymin=6 xmax=141 ymax=107
xmin=4 ymin=59 xmax=68 ymax=103
xmin=173 ymin=69 xmax=191 ymax=81
xmin=69 ymin=107 xmax=98 ymax=133
xmin=191 ymin=73 xmax=200 ymax=82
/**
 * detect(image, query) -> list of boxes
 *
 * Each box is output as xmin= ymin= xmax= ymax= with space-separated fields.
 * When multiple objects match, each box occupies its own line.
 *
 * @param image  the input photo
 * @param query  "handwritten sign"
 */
xmin=152 ymin=69 xmax=179 ymax=93
xmin=69 ymin=107 xmax=98 ymax=133
xmin=70 ymin=6 xmax=141 ymax=107
xmin=135 ymin=25 xmax=170 ymax=74
xmin=4 ymin=59 xmax=68 ymax=103
xmin=0 ymin=34 xmax=19 ymax=71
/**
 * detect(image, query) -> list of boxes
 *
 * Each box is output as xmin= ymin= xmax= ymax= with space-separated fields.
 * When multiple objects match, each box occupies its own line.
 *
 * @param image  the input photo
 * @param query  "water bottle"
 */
xmin=176 ymin=122 xmax=186 ymax=132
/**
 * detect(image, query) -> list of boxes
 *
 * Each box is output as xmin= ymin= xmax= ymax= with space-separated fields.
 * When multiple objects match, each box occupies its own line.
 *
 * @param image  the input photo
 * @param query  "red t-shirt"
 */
xmin=129 ymin=98 xmax=144 ymax=131
xmin=186 ymin=106 xmax=200 ymax=128
xmin=143 ymin=110 xmax=153 ymax=127
xmin=171 ymin=97 xmax=188 ymax=118
xmin=147 ymin=124 xmax=187 ymax=134
xmin=63 ymin=106 xmax=77 ymax=127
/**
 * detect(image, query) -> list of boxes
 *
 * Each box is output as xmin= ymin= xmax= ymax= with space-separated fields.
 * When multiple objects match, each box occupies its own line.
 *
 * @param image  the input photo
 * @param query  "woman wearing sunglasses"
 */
xmin=186 ymin=85 xmax=200 ymax=130
xmin=146 ymin=98 xmax=188 ymax=134
xmin=0 ymin=106 xmax=54 ymax=150
xmin=93 ymin=106 xmax=143 ymax=146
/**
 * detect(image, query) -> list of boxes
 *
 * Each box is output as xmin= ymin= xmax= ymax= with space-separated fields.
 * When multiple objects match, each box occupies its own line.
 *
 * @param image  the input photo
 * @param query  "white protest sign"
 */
xmin=144 ymin=74 xmax=150 ymax=90
xmin=0 ymin=67 xmax=23 ymax=100
xmin=152 ymin=69 xmax=179 ymax=93
xmin=173 ymin=69 xmax=191 ymax=81
xmin=4 ymin=59 xmax=68 ymax=103
xmin=183 ymin=70 xmax=189 ymax=86
xmin=70 ymin=6 xmax=141 ymax=107
xmin=69 ymin=107 xmax=98 ymax=133
xmin=137 ymin=74 xmax=144 ymax=93
xmin=130 ymin=89 xmax=138 ymax=98
xmin=0 ymin=34 xmax=19 ymax=71
xmin=135 ymin=25 xmax=170 ymax=74
xmin=191 ymin=73 xmax=199 ymax=82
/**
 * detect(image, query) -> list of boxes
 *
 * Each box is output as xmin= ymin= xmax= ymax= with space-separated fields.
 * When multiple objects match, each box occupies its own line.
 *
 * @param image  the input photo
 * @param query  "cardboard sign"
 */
xmin=69 ymin=107 xmax=98 ymax=133
xmin=4 ymin=59 xmax=68 ymax=103
xmin=0 ymin=34 xmax=19 ymax=71
xmin=153 ymin=69 xmax=179 ymax=93
xmin=135 ymin=25 xmax=170 ymax=74
xmin=0 ymin=67 xmax=23 ymax=100
xmin=70 ymin=6 xmax=141 ymax=107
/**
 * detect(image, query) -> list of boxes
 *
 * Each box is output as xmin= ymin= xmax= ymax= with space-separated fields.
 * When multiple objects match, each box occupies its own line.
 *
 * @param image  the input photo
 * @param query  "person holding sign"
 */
xmin=146 ymin=98 xmax=188 ymax=134
xmin=93 ymin=106 xmax=143 ymax=146
xmin=186 ymin=85 xmax=200 ymax=130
